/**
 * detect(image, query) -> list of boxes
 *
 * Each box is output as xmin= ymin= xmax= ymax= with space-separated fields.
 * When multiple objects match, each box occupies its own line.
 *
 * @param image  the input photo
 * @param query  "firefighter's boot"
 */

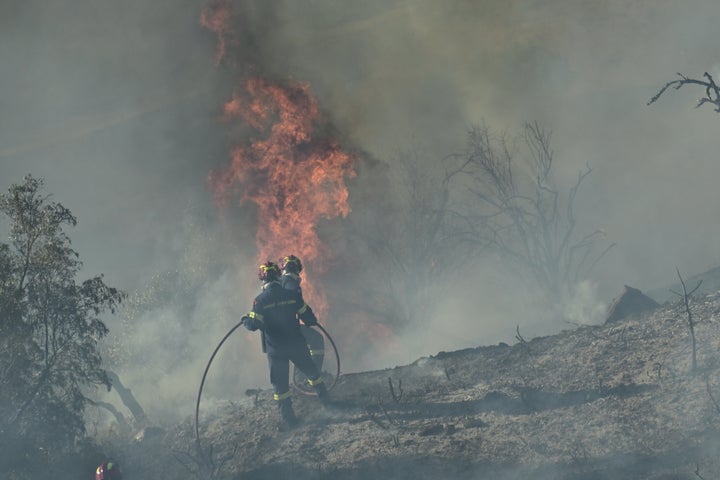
xmin=313 ymin=381 xmax=333 ymax=408
xmin=277 ymin=396 xmax=299 ymax=428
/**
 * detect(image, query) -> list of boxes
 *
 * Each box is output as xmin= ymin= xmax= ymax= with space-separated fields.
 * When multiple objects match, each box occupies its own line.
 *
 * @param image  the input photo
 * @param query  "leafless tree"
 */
xmin=348 ymin=147 xmax=469 ymax=328
xmin=447 ymin=122 xmax=614 ymax=302
xmin=648 ymin=72 xmax=720 ymax=112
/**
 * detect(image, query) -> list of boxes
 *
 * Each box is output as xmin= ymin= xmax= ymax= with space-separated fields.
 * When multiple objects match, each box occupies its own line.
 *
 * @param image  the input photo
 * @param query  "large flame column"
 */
xmin=210 ymin=77 xmax=356 ymax=318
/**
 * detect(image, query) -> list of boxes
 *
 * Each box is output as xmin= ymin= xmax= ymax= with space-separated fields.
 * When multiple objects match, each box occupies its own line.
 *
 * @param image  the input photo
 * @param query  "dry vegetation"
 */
xmin=108 ymin=290 xmax=720 ymax=480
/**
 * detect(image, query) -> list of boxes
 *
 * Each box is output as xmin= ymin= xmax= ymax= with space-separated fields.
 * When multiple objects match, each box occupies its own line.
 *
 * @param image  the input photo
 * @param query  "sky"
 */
xmin=2 ymin=0 xmax=720 ymax=417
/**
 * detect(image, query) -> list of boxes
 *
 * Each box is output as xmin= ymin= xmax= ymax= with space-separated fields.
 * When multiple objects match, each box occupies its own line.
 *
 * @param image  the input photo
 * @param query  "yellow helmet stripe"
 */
xmin=297 ymin=303 xmax=308 ymax=314
xmin=248 ymin=311 xmax=264 ymax=321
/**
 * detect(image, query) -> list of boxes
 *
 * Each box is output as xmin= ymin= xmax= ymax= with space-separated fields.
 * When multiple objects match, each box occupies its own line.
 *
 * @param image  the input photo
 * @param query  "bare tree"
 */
xmin=648 ymin=71 xmax=720 ymax=112
xmin=347 ymin=147 xmax=468 ymax=328
xmin=448 ymin=122 xmax=614 ymax=302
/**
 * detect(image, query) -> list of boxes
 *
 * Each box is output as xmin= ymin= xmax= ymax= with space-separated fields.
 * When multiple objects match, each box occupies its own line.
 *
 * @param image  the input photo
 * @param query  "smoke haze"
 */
xmin=3 ymin=0 xmax=720 ymax=419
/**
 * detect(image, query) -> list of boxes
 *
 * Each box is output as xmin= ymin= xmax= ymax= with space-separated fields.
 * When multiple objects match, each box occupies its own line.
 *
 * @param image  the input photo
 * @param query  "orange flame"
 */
xmin=209 ymin=77 xmax=356 ymax=318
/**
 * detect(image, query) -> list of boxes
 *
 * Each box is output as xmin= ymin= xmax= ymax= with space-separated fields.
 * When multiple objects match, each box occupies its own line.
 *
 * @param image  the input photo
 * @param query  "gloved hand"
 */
xmin=302 ymin=317 xmax=317 ymax=327
xmin=241 ymin=315 xmax=258 ymax=331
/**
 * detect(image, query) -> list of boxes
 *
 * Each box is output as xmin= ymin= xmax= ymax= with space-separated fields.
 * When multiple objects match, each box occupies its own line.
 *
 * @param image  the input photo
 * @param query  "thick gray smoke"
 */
xmin=3 ymin=0 xmax=720 ymax=421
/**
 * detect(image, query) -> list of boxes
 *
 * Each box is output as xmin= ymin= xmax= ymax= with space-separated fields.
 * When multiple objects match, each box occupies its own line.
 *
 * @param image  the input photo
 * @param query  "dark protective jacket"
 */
xmin=280 ymin=272 xmax=302 ymax=293
xmin=243 ymin=281 xmax=318 ymax=354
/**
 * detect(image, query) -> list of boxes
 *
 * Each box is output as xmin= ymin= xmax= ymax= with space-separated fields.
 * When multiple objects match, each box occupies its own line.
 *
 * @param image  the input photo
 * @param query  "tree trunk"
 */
xmin=107 ymin=370 xmax=148 ymax=425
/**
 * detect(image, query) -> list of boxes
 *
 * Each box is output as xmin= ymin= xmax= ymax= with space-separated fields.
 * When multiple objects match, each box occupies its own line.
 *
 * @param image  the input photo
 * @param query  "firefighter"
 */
xmin=95 ymin=461 xmax=122 ymax=480
xmin=279 ymin=255 xmax=326 ymax=378
xmin=241 ymin=261 xmax=331 ymax=428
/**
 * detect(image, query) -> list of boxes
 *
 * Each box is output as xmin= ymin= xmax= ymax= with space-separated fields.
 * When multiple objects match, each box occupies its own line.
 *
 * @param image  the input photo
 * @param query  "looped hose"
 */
xmin=195 ymin=321 xmax=340 ymax=460
xmin=194 ymin=319 xmax=246 ymax=462
xmin=292 ymin=323 xmax=341 ymax=395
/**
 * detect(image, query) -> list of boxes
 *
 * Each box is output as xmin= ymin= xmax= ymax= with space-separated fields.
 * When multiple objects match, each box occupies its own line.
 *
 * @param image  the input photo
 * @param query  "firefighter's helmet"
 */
xmin=258 ymin=261 xmax=280 ymax=283
xmin=280 ymin=255 xmax=303 ymax=274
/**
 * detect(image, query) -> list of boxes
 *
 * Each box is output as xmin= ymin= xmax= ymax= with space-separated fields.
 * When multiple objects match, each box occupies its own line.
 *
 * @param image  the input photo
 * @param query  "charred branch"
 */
xmin=448 ymin=122 xmax=613 ymax=302
xmin=364 ymin=403 xmax=399 ymax=429
xmin=648 ymin=72 xmax=720 ymax=112
xmin=388 ymin=377 xmax=403 ymax=403
xmin=379 ymin=403 xmax=398 ymax=426
xmin=670 ymin=268 xmax=702 ymax=372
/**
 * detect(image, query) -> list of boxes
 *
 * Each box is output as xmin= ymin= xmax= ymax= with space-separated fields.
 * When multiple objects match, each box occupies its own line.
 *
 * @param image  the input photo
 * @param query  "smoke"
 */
xmin=4 ymin=0 xmax=720 ymax=425
xmin=236 ymin=0 xmax=720 ymax=299
xmin=99 ymin=268 xmax=270 ymax=423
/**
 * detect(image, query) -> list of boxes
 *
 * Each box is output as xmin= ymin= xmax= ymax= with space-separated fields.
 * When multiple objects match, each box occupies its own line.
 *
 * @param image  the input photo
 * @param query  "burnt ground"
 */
xmin=111 ymin=291 xmax=720 ymax=480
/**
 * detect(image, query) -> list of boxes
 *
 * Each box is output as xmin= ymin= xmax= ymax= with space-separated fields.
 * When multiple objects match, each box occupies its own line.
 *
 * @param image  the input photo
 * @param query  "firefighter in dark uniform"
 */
xmin=242 ymin=261 xmax=331 ymax=427
xmin=279 ymin=255 xmax=326 ymax=379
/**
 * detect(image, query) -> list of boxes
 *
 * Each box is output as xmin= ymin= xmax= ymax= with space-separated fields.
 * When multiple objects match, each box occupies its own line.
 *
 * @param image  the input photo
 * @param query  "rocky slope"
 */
xmin=114 ymin=290 xmax=720 ymax=480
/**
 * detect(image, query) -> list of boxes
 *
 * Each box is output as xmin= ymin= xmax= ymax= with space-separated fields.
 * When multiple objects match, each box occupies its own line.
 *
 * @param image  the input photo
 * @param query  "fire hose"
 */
xmin=194 ymin=320 xmax=340 ymax=461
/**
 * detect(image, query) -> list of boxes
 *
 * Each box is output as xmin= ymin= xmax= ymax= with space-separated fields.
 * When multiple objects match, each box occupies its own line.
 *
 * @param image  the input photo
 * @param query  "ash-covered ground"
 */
xmin=108 ymin=290 xmax=720 ymax=480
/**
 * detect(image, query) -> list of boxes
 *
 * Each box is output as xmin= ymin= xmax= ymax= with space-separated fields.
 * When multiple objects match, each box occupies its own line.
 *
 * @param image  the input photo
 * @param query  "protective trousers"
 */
xmin=269 ymin=342 xmax=329 ymax=421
